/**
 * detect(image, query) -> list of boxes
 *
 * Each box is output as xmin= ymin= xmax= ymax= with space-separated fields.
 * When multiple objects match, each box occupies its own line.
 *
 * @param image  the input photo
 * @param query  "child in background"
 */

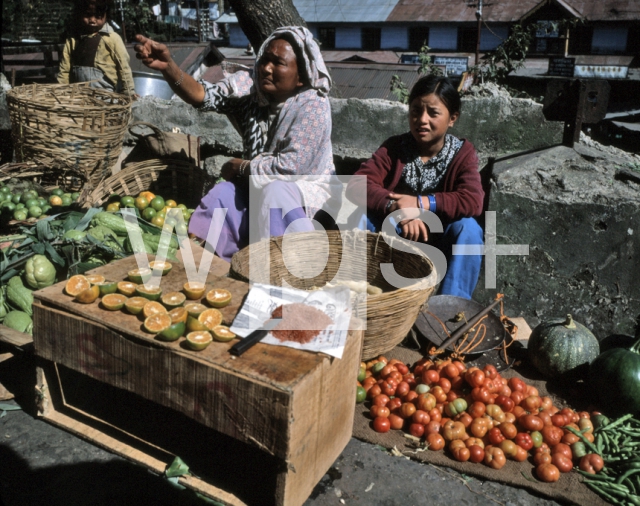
xmin=345 ymin=75 xmax=484 ymax=299
xmin=57 ymin=0 xmax=136 ymax=98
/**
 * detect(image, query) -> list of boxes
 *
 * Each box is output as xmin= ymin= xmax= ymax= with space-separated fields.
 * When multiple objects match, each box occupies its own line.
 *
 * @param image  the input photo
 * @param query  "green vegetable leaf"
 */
xmin=35 ymin=219 xmax=54 ymax=242
xmin=31 ymin=243 xmax=45 ymax=255
xmin=165 ymin=456 xmax=190 ymax=478
xmin=44 ymin=242 xmax=66 ymax=267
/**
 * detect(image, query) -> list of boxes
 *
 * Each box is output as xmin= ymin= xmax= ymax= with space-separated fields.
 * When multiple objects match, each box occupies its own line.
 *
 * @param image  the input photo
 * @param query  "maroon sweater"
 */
xmin=345 ymin=134 xmax=484 ymax=222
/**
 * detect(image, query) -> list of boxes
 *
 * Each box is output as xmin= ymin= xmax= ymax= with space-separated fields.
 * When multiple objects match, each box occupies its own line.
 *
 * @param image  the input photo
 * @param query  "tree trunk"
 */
xmin=227 ymin=0 xmax=306 ymax=52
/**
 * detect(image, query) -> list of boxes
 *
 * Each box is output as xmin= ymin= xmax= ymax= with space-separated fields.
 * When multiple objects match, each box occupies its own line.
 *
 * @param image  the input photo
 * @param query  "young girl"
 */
xmin=57 ymin=0 xmax=136 ymax=97
xmin=345 ymin=75 xmax=484 ymax=299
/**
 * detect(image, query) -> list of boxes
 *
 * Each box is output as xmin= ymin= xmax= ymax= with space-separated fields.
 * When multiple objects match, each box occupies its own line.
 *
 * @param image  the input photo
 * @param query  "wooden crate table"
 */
xmin=32 ymin=246 xmax=364 ymax=506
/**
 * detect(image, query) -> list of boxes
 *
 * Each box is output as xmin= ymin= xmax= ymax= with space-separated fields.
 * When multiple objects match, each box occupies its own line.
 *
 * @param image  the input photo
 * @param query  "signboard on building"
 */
xmin=401 ymin=54 xmax=420 ymax=64
xmin=574 ymin=65 xmax=629 ymax=79
xmin=433 ymin=56 xmax=468 ymax=76
xmin=548 ymin=57 xmax=575 ymax=78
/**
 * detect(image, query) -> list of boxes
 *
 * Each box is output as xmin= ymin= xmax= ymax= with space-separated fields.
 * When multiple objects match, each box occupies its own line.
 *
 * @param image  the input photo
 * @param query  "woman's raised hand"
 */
xmin=134 ymin=35 xmax=172 ymax=71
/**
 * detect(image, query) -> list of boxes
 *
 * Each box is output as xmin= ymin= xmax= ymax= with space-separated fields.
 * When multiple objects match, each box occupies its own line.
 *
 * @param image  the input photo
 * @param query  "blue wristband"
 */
xmin=427 ymin=195 xmax=436 ymax=212
xmin=417 ymin=195 xmax=424 ymax=210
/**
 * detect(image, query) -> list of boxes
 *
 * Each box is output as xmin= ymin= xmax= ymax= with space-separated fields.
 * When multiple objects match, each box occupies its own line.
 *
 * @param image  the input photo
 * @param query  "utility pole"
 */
xmin=118 ymin=0 xmax=127 ymax=43
xmin=475 ymin=0 xmax=483 ymax=66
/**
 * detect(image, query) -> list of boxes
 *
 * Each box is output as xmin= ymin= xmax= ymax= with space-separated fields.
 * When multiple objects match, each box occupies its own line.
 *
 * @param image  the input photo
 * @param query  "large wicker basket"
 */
xmin=80 ymin=159 xmax=214 ymax=209
xmin=0 ymin=162 xmax=87 ymax=193
xmin=229 ymin=230 xmax=437 ymax=360
xmin=6 ymin=83 xmax=132 ymax=188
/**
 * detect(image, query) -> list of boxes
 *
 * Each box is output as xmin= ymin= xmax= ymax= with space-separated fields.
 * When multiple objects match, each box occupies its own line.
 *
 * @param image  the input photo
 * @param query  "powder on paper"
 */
xmin=270 ymin=303 xmax=333 ymax=344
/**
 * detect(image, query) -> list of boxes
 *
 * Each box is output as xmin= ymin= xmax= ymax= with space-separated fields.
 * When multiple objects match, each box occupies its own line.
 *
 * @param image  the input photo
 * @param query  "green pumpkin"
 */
xmin=528 ymin=314 xmax=600 ymax=378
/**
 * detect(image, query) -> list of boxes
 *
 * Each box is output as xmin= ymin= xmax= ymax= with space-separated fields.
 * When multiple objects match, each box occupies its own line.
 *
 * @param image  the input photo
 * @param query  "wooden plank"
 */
xmin=0 ymin=324 xmax=33 ymax=347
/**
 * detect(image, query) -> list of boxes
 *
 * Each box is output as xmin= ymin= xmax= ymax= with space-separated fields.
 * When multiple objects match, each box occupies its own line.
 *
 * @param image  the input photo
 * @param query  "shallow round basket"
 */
xmin=80 ymin=159 xmax=214 ymax=209
xmin=229 ymin=230 xmax=437 ymax=360
xmin=6 ymin=83 xmax=132 ymax=189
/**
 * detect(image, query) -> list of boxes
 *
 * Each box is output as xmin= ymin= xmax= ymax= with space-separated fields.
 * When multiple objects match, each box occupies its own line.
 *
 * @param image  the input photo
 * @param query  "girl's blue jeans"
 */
xmin=348 ymin=211 xmax=483 ymax=300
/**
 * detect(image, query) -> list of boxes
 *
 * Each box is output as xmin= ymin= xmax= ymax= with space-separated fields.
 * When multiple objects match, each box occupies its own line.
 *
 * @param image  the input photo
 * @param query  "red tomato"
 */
xmin=519 ymin=414 xmax=544 ymax=432
xmin=429 ymin=408 xmax=442 ymax=423
xmin=513 ymin=446 xmax=528 ymax=462
xmin=380 ymin=381 xmax=396 ymax=397
xmin=395 ymin=363 xmax=409 ymax=375
xmin=538 ymin=410 xmax=553 ymax=427
xmin=484 ymin=446 xmax=506 ymax=469
xmin=450 ymin=376 xmax=465 ymax=391
xmin=495 ymin=395 xmax=515 ymax=413
xmin=497 ymin=384 xmax=512 ymax=398
xmin=499 ymin=422 xmax=518 ymax=440
xmin=471 ymin=387 xmax=493 ymax=404
xmin=437 ymin=377 xmax=452 ymax=393
xmin=402 ymin=390 xmax=419 ymax=403
xmin=533 ymin=451 xmax=553 ymax=466
xmin=367 ymin=384 xmax=382 ymax=399
xmin=562 ymin=432 xmax=580 ymax=446
xmin=469 ymin=445 xmax=485 ymax=463
xmin=422 ymin=369 xmax=440 ymax=385
xmin=551 ymin=443 xmax=573 ymax=461
xmin=539 ymin=396 xmax=554 ymax=411
xmin=380 ymin=364 xmax=397 ymax=378
xmin=412 ymin=410 xmax=430 ymax=425
xmin=452 ymin=446 xmax=470 ymax=462
xmin=455 ymin=412 xmax=473 ymax=428
xmin=362 ymin=377 xmax=377 ymax=391
xmin=514 ymin=432 xmax=533 ymax=451
xmin=526 ymin=385 xmax=539 ymax=397
xmin=521 ymin=395 xmax=542 ymax=412
xmin=427 ymin=433 xmax=445 ymax=451
xmin=560 ymin=407 xmax=579 ymax=424
xmin=369 ymin=405 xmax=390 ymax=418
xmin=409 ymin=423 xmax=425 ymax=438
xmin=508 ymin=377 xmax=526 ymax=394
xmin=425 ymin=420 xmax=442 ymax=435
xmin=466 ymin=369 xmax=486 ymax=388
xmin=415 ymin=393 xmax=437 ymax=412
xmin=468 ymin=401 xmax=486 ymax=419
xmin=488 ymin=427 xmax=505 ymax=445
xmin=536 ymin=463 xmax=560 ymax=482
xmin=430 ymin=386 xmax=448 ymax=404
xmin=446 ymin=391 xmax=459 ymax=402
xmin=388 ymin=413 xmax=404 ymax=430
xmin=372 ymin=416 xmax=390 ymax=433
xmin=403 ymin=373 xmax=417 ymax=388
xmin=552 ymin=453 xmax=573 ymax=473
xmin=399 ymin=402 xmax=417 ymax=419
xmin=511 ymin=390 xmax=525 ymax=405
xmin=512 ymin=405 xmax=526 ymax=419
xmin=551 ymin=414 xmax=567 ymax=427
xmin=395 ymin=381 xmax=410 ymax=398
xmin=443 ymin=363 xmax=460 ymax=379
xmin=541 ymin=425 xmax=564 ymax=447
xmin=387 ymin=397 xmax=402 ymax=412
xmin=579 ymin=454 xmax=604 ymax=474
xmin=483 ymin=364 xmax=499 ymax=380
xmin=371 ymin=394 xmax=390 ymax=407
xmin=465 ymin=437 xmax=484 ymax=449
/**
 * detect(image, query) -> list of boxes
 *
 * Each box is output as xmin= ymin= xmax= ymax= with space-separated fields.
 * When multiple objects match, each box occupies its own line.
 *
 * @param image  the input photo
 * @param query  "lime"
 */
xmin=120 ymin=196 xmax=135 ymax=208
xmin=164 ymin=217 xmax=177 ymax=228
xmin=37 ymin=197 xmax=47 ymax=207
xmin=174 ymin=222 xmax=189 ymax=237
xmin=142 ymin=301 xmax=167 ymax=318
xmin=61 ymin=195 xmax=72 ymax=206
xmin=28 ymin=206 xmax=43 ymax=218
xmin=49 ymin=195 xmax=63 ymax=206
xmin=206 ymin=288 xmax=232 ymax=308
xmin=165 ymin=199 xmax=177 ymax=208
xmin=1 ymin=201 xmax=16 ymax=212
xmin=13 ymin=209 xmax=28 ymax=221
xmin=22 ymin=191 xmax=37 ymax=202
xmin=101 ymin=293 xmax=128 ymax=311
xmin=136 ymin=284 xmax=163 ymax=301
xmin=124 ymin=296 xmax=149 ymax=315
xmin=71 ymin=192 xmax=80 ymax=201
xmin=161 ymin=291 xmax=186 ymax=309
xmin=142 ymin=207 xmax=156 ymax=221
xmin=25 ymin=198 xmax=39 ymax=209
xmin=106 ymin=202 xmax=120 ymax=212
xmin=356 ymin=385 xmax=367 ymax=403
xmin=183 ymin=282 xmax=206 ymax=300
xmin=41 ymin=204 xmax=52 ymax=214
xmin=15 ymin=203 xmax=25 ymax=209
xmin=149 ymin=260 xmax=172 ymax=275
xmin=357 ymin=364 xmax=366 ymax=382
xmin=177 ymin=204 xmax=187 ymax=211
xmin=156 ymin=209 xmax=167 ymax=219
xmin=143 ymin=313 xmax=172 ymax=334
xmin=117 ymin=281 xmax=138 ymax=296
xmin=150 ymin=196 xmax=165 ymax=212
xmin=75 ymin=285 xmax=100 ymax=304
xmin=51 ymin=188 xmax=64 ymax=197
xmin=158 ymin=321 xmax=186 ymax=342
xmin=211 ymin=325 xmax=236 ymax=343
xmin=11 ymin=194 xmax=21 ymax=204
xmin=96 ymin=281 xmax=118 ymax=296
xmin=0 ymin=186 xmax=10 ymax=194
xmin=185 ymin=331 xmax=213 ymax=350
xmin=135 ymin=196 xmax=149 ymax=211
xmin=151 ymin=215 xmax=165 ymax=227
xmin=127 ymin=268 xmax=152 ymax=284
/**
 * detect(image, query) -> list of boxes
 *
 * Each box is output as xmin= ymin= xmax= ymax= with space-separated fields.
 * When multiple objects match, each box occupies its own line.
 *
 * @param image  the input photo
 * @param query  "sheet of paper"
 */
xmin=230 ymin=283 xmax=352 ymax=359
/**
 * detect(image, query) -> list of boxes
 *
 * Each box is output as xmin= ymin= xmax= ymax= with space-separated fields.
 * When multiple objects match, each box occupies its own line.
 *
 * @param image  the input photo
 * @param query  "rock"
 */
xmin=474 ymin=140 xmax=640 ymax=338
xmin=203 ymin=155 xmax=229 ymax=179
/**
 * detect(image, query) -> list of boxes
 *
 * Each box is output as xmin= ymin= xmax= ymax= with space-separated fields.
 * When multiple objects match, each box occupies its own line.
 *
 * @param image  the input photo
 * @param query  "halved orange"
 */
xmin=157 ymin=321 xmax=186 ymax=342
xmin=117 ymin=281 xmax=138 ymax=297
xmin=96 ymin=280 xmax=118 ymax=296
xmin=168 ymin=307 xmax=188 ymax=324
xmin=75 ymin=285 xmax=100 ymax=304
xmin=101 ymin=293 xmax=128 ymax=311
xmin=198 ymin=308 xmax=223 ymax=330
xmin=206 ymin=288 xmax=232 ymax=308
xmin=161 ymin=291 xmax=186 ymax=309
xmin=185 ymin=331 xmax=213 ymax=351
xmin=186 ymin=315 xmax=208 ymax=332
xmin=149 ymin=260 xmax=172 ymax=276
xmin=125 ymin=296 xmax=149 ymax=315
xmin=143 ymin=301 xmax=167 ymax=318
xmin=65 ymin=275 xmax=91 ymax=296
xmin=85 ymin=274 xmax=106 ymax=285
xmin=211 ymin=325 xmax=236 ymax=343
xmin=184 ymin=302 xmax=208 ymax=318
xmin=136 ymin=284 xmax=163 ymax=301
xmin=143 ymin=313 xmax=172 ymax=334
xmin=183 ymin=282 xmax=206 ymax=300
xmin=128 ymin=268 xmax=152 ymax=284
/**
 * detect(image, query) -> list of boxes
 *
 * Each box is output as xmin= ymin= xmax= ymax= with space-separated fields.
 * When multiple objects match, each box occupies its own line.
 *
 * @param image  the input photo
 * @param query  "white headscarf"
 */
xmin=253 ymin=26 xmax=332 ymax=104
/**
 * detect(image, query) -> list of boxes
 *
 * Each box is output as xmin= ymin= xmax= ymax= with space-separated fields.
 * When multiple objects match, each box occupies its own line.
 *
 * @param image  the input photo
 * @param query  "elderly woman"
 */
xmin=134 ymin=27 xmax=338 ymax=261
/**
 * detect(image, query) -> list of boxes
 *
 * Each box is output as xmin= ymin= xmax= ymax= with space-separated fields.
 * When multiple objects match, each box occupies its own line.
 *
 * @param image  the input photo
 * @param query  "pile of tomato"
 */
xmin=358 ymin=356 xmax=605 ymax=482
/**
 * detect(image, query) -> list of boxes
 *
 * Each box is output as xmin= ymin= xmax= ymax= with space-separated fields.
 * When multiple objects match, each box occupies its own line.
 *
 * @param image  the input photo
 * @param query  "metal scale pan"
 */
xmin=414 ymin=295 xmax=511 ymax=371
